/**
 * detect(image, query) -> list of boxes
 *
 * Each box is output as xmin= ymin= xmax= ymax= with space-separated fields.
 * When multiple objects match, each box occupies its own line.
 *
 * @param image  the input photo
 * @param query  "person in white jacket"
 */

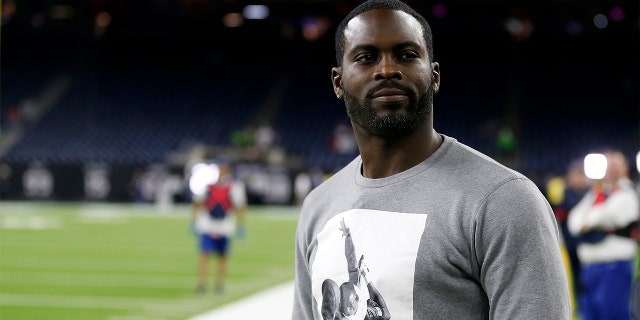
xmin=568 ymin=150 xmax=639 ymax=320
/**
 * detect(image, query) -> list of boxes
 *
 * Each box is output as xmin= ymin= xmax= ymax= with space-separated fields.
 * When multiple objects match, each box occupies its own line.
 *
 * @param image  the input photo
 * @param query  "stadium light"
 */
xmin=431 ymin=3 xmax=447 ymax=19
xmin=593 ymin=14 xmax=608 ymax=29
xmin=223 ymin=12 xmax=243 ymax=27
xmin=301 ymin=16 xmax=330 ymax=42
xmin=584 ymin=153 xmax=607 ymax=180
xmin=243 ymin=5 xmax=269 ymax=20
xmin=609 ymin=6 xmax=625 ymax=22
xmin=636 ymin=151 xmax=640 ymax=174
xmin=189 ymin=163 xmax=220 ymax=196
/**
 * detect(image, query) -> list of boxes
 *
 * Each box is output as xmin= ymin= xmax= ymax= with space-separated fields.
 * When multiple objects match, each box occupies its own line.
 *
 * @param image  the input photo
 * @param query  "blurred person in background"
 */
xmin=568 ymin=150 xmax=639 ymax=320
xmin=292 ymin=0 xmax=570 ymax=319
xmin=549 ymin=158 xmax=591 ymax=311
xmin=633 ymin=249 xmax=640 ymax=320
xmin=191 ymin=158 xmax=247 ymax=294
xmin=294 ymin=170 xmax=313 ymax=206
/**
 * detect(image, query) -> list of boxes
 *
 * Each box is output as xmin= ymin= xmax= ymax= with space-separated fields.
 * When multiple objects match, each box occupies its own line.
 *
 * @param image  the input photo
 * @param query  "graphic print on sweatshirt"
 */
xmin=312 ymin=209 xmax=428 ymax=320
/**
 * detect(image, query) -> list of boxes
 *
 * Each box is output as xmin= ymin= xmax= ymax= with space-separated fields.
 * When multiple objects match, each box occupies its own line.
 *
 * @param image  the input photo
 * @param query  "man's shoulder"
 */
xmin=309 ymin=158 xmax=359 ymax=196
xmin=436 ymin=137 xmax=543 ymax=206
xmin=444 ymin=137 xmax=525 ymax=181
xmin=300 ymin=157 xmax=359 ymax=211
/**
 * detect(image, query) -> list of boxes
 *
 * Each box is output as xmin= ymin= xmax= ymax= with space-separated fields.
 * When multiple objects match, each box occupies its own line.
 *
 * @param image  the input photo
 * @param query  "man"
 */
xmin=292 ymin=1 xmax=571 ymax=319
xmin=191 ymin=158 xmax=246 ymax=294
xmin=568 ymin=150 xmax=639 ymax=320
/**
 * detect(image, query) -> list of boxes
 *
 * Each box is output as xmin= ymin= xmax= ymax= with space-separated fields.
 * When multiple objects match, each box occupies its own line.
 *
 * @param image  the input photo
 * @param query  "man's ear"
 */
xmin=331 ymin=67 xmax=343 ymax=99
xmin=431 ymin=62 xmax=440 ymax=93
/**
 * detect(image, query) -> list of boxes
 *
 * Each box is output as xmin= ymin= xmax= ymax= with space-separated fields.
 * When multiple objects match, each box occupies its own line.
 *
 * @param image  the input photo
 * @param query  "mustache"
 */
xmin=365 ymin=80 xmax=414 ymax=99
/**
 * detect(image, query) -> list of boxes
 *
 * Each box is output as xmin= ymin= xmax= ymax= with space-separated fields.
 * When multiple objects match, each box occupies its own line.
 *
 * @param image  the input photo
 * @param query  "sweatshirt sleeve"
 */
xmin=292 ymin=205 xmax=316 ymax=320
xmin=473 ymin=178 xmax=571 ymax=320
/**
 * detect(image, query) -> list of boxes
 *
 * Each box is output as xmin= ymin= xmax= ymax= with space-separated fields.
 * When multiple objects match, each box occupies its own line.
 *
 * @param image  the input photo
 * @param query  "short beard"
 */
xmin=343 ymin=80 xmax=435 ymax=138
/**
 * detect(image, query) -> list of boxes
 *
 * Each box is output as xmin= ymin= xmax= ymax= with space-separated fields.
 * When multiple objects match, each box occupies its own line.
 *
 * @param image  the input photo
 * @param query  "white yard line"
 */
xmin=187 ymin=281 xmax=294 ymax=320
xmin=0 ymin=293 xmax=206 ymax=310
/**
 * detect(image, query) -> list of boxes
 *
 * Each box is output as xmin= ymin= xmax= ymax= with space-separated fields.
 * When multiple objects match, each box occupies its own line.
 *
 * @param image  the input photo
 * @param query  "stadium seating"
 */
xmin=2 ymin=58 xmax=638 ymax=179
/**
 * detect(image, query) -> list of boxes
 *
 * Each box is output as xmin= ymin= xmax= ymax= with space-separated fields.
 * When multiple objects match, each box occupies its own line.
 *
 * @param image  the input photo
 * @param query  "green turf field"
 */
xmin=0 ymin=202 xmax=299 ymax=320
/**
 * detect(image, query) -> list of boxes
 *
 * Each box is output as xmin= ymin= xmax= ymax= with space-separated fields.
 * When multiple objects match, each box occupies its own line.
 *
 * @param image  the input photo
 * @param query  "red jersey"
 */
xmin=204 ymin=182 xmax=233 ymax=219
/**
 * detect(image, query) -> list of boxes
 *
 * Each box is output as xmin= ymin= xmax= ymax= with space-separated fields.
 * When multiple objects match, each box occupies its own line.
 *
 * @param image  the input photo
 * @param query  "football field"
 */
xmin=0 ymin=202 xmax=299 ymax=320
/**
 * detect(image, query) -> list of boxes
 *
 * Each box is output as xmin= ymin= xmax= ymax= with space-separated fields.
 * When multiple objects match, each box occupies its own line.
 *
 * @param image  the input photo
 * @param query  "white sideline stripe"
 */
xmin=0 ymin=294 xmax=169 ymax=309
xmin=1 ymin=293 xmax=213 ymax=320
xmin=1 ymin=272 xmax=194 ymax=289
xmin=187 ymin=281 xmax=294 ymax=320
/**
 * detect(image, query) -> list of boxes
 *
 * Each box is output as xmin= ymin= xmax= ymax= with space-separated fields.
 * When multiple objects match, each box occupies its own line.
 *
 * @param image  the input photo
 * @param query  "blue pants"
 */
xmin=199 ymin=233 xmax=229 ymax=257
xmin=579 ymin=260 xmax=632 ymax=320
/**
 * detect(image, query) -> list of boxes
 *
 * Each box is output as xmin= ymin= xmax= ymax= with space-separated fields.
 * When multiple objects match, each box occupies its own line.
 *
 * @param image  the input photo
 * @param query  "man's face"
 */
xmin=604 ymin=152 xmax=627 ymax=183
xmin=333 ymin=9 xmax=439 ymax=137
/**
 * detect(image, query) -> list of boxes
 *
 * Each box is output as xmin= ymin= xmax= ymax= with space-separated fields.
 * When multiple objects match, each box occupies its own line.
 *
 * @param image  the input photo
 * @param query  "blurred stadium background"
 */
xmin=1 ymin=0 xmax=638 ymax=319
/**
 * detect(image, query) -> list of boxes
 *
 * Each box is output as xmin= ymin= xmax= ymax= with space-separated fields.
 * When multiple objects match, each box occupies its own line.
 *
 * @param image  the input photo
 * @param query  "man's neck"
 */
xmin=356 ymin=127 xmax=442 ymax=179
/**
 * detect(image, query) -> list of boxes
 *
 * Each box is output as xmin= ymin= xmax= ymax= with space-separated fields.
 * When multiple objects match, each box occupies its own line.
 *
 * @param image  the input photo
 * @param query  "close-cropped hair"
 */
xmin=334 ymin=0 xmax=434 ymax=66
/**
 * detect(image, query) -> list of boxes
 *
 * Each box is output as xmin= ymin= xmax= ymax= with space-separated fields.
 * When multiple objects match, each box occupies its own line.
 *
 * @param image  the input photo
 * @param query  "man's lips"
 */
xmin=371 ymin=88 xmax=407 ymax=98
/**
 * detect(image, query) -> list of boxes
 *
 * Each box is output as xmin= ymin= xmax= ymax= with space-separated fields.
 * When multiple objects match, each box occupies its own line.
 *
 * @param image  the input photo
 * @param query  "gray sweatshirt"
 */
xmin=292 ymin=135 xmax=571 ymax=320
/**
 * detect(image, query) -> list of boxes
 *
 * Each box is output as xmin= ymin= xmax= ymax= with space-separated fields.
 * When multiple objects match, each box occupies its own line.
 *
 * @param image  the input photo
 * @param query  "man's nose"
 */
xmin=374 ymin=56 xmax=402 ymax=80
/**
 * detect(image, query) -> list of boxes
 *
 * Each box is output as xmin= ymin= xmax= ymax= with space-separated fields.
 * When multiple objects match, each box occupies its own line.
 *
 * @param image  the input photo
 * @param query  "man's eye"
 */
xmin=399 ymin=51 xmax=419 ymax=60
xmin=355 ymin=54 xmax=376 ymax=63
